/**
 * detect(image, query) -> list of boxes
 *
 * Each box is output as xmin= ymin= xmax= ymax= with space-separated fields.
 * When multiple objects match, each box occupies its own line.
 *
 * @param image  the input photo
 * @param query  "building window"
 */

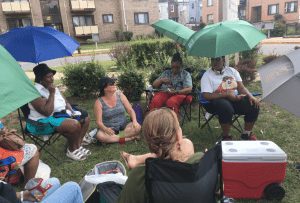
xmin=268 ymin=4 xmax=279 ymax=15
xmin=134 ymin=12 xmax=149 ymax=24
xmin=192 ymin=3 xmax=194 ymax=9
xmin=102 ymin=14 xmax=113 ymax=23
xmin=207 ymin=14 xmax=213 ymax=23
xmin=170 ymin=4 xmax=174 ymax=12
xmin=7 ymin=18 xmax=31 ymax=29
xmin=285 ymin=1 xmax=297 ymax=13
xmin=72 ymin=16 xmax=93 ymax=26
xmin=207 ymin=0 xmax=213 ymax=7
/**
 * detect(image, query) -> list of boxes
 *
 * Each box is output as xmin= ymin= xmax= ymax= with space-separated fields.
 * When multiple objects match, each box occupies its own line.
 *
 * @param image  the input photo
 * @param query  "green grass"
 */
xmin=4 ymin=81 xmax=300 ymax=203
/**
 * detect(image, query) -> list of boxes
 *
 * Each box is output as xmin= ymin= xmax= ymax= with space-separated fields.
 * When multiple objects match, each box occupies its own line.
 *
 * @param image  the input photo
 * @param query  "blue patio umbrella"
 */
xmin=0 ymin=26 xmax=79 ymax=63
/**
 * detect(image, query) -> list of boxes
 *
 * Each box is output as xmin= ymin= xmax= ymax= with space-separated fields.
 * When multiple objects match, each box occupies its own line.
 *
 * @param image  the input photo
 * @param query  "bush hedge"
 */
xmin=62 ymin=62 xmax=106 ymax=98
xmin=118 ymin=69 xmax=145 ymax=102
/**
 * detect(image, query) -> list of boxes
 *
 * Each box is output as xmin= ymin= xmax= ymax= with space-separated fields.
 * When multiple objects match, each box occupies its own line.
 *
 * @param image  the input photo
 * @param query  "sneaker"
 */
xmin=82 ymin=129 xmax=97 ymax=146
xmin=79 ymin=146 xmax=91 ymax=156
xmin=66 ymin=148 xmax=86 ymax=161
xmin=241 ymin=132 xmax=257 ymax=140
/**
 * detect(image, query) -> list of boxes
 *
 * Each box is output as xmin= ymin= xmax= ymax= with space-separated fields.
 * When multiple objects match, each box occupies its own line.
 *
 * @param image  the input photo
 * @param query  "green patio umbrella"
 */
xmin=0 ymin=45 xmax=40 ymax=119
xmin=152 ymin=19 xmax=195 ymax=46
xmin=186 ymin=20 xmax=266 ymax=57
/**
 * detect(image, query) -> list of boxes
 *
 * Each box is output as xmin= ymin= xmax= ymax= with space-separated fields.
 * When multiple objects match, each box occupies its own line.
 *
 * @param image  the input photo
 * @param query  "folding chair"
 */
xmin=145 ymin=144 xmax=222 ymax=203
xmin=197 ymin=91 xmax=243 ymax=133
xmin=17 ymin=104 xmax=61 ymax=161
xmin=144 ymin=87 xmax=192 ymax=126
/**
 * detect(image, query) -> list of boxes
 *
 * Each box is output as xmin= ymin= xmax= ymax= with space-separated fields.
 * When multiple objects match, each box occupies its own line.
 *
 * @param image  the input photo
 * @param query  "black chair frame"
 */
xmin=17 ymin=105 xmax=61 ymax=161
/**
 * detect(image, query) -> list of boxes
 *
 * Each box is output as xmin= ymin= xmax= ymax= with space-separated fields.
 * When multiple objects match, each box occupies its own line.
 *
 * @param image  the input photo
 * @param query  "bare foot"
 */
xmin=120 ymin=151 xmax=138 ymax=169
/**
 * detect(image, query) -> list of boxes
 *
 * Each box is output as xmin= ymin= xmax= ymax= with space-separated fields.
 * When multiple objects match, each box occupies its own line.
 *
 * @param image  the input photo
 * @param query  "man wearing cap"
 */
xmin=27 ymin=64 xmax=90 ymax=161
xmin=201 ymin=56 xmax=260 ymax=141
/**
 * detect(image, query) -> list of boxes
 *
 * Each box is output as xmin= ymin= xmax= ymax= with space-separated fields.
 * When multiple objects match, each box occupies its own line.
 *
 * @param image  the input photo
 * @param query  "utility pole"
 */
xmin=222 ymin=0 xmax=239 ymax=66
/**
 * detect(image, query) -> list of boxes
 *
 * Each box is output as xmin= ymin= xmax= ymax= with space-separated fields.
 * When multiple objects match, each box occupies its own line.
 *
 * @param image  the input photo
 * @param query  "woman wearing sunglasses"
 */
xmin=88 ymin=77 xmax=141 ymax=144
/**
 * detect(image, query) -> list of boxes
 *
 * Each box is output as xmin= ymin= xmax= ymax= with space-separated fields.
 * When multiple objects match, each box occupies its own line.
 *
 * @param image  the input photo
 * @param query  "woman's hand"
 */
xmin=104 ymin=127 xmax=115 ymax=136
xmin=48 ymin=84 xmax=56 ymax=94
xmin=160 ymin=77 xmax=171 ymax=85
xmin=249 ymin=96 xmax=260 ymax=108
xmin=132 ymin=121 xmax=141 ymax=129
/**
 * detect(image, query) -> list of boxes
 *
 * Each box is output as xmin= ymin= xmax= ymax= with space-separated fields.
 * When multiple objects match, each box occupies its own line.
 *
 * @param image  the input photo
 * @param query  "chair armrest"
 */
xmin=26 ymin=119 xmax=51 ymax=128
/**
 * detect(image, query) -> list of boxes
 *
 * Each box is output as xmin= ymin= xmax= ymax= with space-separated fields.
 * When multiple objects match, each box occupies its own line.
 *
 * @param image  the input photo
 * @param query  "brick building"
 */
xmin=201 ymin=0 xmax=222 ymax=24
xmin=246 ymin=0 xmax=299 ymax=24
xmin=0 ymin=0 xmax=159 ymax=42
xmin=202 ymin=0 xmax=299 ymax=25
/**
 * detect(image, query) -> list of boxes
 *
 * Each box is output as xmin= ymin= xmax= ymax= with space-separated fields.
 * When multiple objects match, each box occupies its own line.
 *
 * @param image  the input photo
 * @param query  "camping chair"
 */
xmin=197 ymin=91 xmax=243 ymax=133
xmin=145 ymin=144 xmax=222 ymax=203
xmin=145 ymin=87 xmax=192 ymax=126
xmin=144 ymin=67 xmax=193 ymax=126
xmin=17 ymin=104 xmax=61 ymax=161
xmin=197 ymin=91 xmax=261 ymax=133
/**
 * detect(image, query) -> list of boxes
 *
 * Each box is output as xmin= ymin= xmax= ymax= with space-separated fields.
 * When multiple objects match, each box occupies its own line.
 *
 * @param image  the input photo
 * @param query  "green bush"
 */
xmin=123 ymin=31 xmax=133 ymax=41
xmin=118 ymin=70 xmax=145 ymax=102
xmin=109 ymin=44 xmax=132 ymax=68
xmin=62 ymin=62 xmax=106 ymax=98
xmin=270 ymin=14 xmax=286 ymax=37
xmin=130 ymin=39 xmax=176 ymax=67
xmin=115 ymin=30 xmax=124 ymax=41
xmin=236 ymin=46 xmax=259 ymax=84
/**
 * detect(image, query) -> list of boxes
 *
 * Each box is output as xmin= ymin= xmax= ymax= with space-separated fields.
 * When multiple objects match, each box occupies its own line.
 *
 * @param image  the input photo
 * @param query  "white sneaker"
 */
xmin=66 ymin=148 xmax=86 ymax=161
xmin=82 ymin=129 xmax=97 ymax=146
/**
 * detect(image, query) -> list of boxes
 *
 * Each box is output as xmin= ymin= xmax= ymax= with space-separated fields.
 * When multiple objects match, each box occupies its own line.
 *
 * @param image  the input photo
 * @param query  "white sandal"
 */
xmin=79 ymin=146 xmax=91 ymax=156
xmin=66 ymin=148 xmax=86 ymax=161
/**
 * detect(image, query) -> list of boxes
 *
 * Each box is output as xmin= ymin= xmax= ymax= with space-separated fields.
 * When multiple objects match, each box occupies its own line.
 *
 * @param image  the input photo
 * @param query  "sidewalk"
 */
xmin=73 ymin=48 xmax=110 ymax=56
xmin=261 ymin=37 xmax=300 ymax=44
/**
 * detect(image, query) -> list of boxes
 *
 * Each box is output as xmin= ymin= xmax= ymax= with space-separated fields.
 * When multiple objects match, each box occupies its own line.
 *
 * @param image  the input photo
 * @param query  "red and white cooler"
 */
xmin=222 ymin=141 xmax=287 ymax=200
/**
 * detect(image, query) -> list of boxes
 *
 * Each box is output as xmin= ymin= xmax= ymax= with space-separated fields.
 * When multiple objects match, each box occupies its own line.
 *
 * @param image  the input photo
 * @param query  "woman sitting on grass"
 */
xmin=118 ymin=108 xmax=203 ymax=203
xmin=90 ymin=77 xmax=141 ymax=144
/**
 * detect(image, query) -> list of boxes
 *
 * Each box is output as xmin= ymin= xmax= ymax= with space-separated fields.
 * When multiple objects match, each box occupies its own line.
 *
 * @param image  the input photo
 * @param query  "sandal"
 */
xmin=79 ymin=146 xmax=91 ymax=156
xmin=66 ymin=148 xmax=86 ymax=161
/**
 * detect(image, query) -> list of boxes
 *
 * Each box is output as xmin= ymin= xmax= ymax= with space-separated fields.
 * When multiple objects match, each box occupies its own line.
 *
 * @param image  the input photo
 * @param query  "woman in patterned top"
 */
xmin=93 ymin=77 xmax=141 ymax=144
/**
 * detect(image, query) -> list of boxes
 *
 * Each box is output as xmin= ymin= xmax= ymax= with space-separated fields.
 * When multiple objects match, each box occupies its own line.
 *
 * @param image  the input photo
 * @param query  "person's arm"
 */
xmin=175 ymin=86 xmax=192 ymax=95
xmin=94 ymin=99 xmax=114 ymax=135
xmin=237 ymin=81 xmax=260 ymax=107
xmin=152 ymin=77 xmax=171 ymax=89
xmin=120 ymin=92 xmax=140 ymax=129
xmin=30 ymin=85 xmax=55 ymax=116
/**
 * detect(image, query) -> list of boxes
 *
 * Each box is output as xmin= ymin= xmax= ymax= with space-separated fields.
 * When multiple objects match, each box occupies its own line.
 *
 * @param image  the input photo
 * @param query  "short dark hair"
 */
xmin=171 ymin=52 xmax=183 ymax=65
xmin=98 ymin=77 xmax=117 ymax=97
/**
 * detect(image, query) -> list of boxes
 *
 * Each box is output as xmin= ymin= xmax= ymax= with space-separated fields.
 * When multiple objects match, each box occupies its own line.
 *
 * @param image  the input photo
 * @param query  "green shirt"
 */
xmin=117 ymin=152 xmax=204 ymax=203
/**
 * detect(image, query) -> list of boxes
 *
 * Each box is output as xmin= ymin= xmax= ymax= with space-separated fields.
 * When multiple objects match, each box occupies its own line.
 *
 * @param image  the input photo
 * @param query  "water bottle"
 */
xmin=132 ymin=103 xmax=143 ymax=125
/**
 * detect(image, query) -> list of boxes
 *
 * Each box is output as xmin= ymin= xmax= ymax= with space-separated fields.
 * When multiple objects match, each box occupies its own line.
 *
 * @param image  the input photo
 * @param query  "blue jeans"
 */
xmin=25 ymin=178 xmax=83 ymax=203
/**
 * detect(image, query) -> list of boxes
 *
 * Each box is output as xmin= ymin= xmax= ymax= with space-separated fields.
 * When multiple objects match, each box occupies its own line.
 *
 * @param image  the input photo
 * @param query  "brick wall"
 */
xmin=202 ymin=0 xmax=221 ymax=24
xmin=248 ymin=0 xmax=299 ymax=23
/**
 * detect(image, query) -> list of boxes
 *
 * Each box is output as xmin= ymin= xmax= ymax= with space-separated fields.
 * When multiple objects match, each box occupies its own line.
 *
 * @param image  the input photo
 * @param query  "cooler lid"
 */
xmin=222 ymin=141 xmax=287 ymax=162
